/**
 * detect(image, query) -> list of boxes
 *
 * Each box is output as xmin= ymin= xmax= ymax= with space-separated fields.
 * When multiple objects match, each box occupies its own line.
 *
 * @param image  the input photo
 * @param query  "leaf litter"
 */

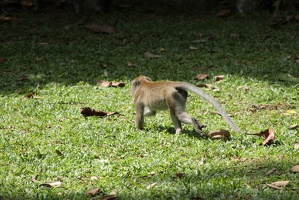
xmin=246 ymin=129 xmax=275 ymax=146
xmin=80 ymin=107 xmax=119 ymax=118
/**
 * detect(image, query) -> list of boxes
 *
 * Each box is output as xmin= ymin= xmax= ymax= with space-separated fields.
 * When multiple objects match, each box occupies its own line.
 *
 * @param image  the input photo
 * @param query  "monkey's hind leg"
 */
xmin=191 ymin=118 xmax=205 ymax=135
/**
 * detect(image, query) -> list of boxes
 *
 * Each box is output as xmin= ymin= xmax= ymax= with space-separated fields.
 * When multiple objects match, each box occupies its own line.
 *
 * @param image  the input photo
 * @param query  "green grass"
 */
xmin=1 ymin=5 xmax=299 ymax=200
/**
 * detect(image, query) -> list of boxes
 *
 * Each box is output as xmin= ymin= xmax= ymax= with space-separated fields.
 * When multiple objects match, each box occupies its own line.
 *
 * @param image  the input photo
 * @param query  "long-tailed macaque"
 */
xmin=130 ymin=75 xmax=241 ymax=134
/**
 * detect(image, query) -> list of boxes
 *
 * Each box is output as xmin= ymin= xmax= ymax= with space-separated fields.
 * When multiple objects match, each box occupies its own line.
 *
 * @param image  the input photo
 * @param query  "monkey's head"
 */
xmin=130 ymin=75 xmax=152 ymax=96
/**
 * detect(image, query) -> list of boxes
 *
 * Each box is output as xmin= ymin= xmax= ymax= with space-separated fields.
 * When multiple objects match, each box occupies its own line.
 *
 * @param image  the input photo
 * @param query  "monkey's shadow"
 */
xmin=156 ymin=126 xmax=207 ymax=140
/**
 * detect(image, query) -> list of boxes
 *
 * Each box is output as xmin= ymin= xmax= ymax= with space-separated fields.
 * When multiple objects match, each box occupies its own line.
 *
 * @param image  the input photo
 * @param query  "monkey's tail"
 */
xmin=177 ymin=83 xmax=241 ymax=132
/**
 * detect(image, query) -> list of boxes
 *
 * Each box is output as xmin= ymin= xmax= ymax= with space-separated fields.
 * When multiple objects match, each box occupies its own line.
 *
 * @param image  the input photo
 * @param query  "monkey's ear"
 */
xmin=134 ymin=81 xmax=140 ymax=87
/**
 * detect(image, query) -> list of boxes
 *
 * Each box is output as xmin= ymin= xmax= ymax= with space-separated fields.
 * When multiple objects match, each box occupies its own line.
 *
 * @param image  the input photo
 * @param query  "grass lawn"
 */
xmin=1 ymin=4 xmax=299 ymax=200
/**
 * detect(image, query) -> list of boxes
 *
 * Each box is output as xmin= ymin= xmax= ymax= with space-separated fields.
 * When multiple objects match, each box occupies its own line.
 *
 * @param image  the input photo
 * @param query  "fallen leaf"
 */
xmin=0 ymin=17 xmax=14 ymax=23
xmin=266 ymin=183 xmax=281 ymax=190
xmin=176 ymin=172 xmax=185 ymax=178
xmin=26 ymin=93 xmax=42 ymax=99
xmin=148 ymin=171 xmax=155 ymax=175
xmin=127 ymin=61 xmax=135 ymax=67
xmin=116 ymin=3 xmax=133 ymax=9
xmin=230 ymin=33 xmax=240 ymax=39
xmin=40 ymin=181 xmax=61 ymax=188
xmin=18 ymin=75 xmax=28 ymax=82
xmin=271 ymin=180 xmax=289 ymax=187
xmin=290 ymin=165 xmax=299 ymax=172
xmin=98 ymin=80 xmax=112 ymax=87
xmin=283 ymin=110 xmax=297 ymax=115
xmin=289 ymin=124 xmax=298 ymax=130
xmin=111 ymin=82 xmax=125 ymax=87
xmin=86 ymin=188 xmax=101 ymax=195
xmin=160 ymin=48 xmax=165 ymax=52
xmin=55 ymin=150 xmax=63 ymax=156
xmin=197 ymin=84 xmax=213 ymax=89
xmin=26 ymin=93 xmax=34 ymax=98
xmin=195 ymin=74 xmax=209 ymax=81
xmin=191 ymin=39 xmax=207 ymax=43
xmin=217 ymin=9 xmax=231 ymax=17
xmin=270 ymin=16 xmax=288 ymax=27
xmin=90 ymin=176 xmax=98 ymax=180
xmin=294 ymin=143 xmax=299 ymax=149
xmin=104 ymin=70 xmax=108 ymax=77
xmin=215 ymin=75 xmax=224 ymax=82
xmin=144 ymin=52 xmax=161 ymax=58
xmin=266 ymin=168 xmax=277 ymax=175
xmin=247 ymin=129 xmax=275 ymax=145
xmin=85 ymin=24 xmax=115 ymax=34
xmin=189 ymin=46 xmax=198 ymax=50
xmin=146 ymin=182 xmax=157 ymax=189
xmin=100 ymin=195 xmax=118 ymax=200
xmin=32 ymin=174 xmax=40 ymax=183
xmin=207 ymin=129 xmax=230 ymax=140
xmin=20 ymin=0 xmax=36 ymax=7
xmin=80 ymin=107 xmax=118 ymax=118
xmin=0 ymin=58 xmax=7 ymax=62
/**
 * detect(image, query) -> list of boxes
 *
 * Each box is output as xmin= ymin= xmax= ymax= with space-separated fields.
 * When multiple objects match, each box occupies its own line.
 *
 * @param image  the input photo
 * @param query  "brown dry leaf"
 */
xmin=215 ymin=75 xmax=224 ymax=82
xmin=103 ymin=69 xmax=108 ymax=77
xmin=55 ymin=150 xmax=63 ymax=156
xmin=144 ymin=52 xmax=161 ymax=58
xmin=127 ymin=61 xmax=135 ymax=67
xmin=197 ymin=84 xmax=213 ymax=89
xmin=191 ymin=39 xmax=207 ymax=43
xmin=98 ymin=80 xmax=112 ymax=87
xmin=294 ymin=143 xmax=299 ymax=149
xmin=40 ymin=181 xmax=61 ymax=188
xmin=176 ymin=172 xmax=185 ymax=178
xmin=195 ymin=74 xmax=209 ymax=81
xmin=286 ymin=15 xmax=295 ymax=21
xmin=111 ymin=82 xmax=125 ymax=87
xmin=266 ymin=183 xmax=281 ymax=190
xmin=189 ymin=46 xmax=198 ymax=50
xmin=283 ymin=110 xmax=297 ymax=115
xmin=270 ymin=16 xmax=288 ymax=27
xmin=0 ymin=17 xmax=14 ymax=23
xmin=247 ymin=129 xmax=275 ymax=145
xmin=86 ymin=188 xmax=101 ymax=195
xmin=85 ymin=24 xmax=115 ymax=34
xmin=148 ymin=171 xmax=155 ymax=175
xmin=32 ymin=174 xmax=40 ymax=183
xmin=207 ymin=129 xmax=230 ymax=140
xmin=146 ymin=182 xmax=157 ymax=189
xmin=260 ymin=129 xmax=275 ymax=146
xmin=271 ymin=180 xmax=289 ymax=187
xmin=289 ymin=124 xmax=298 ymax=130
xmin=266 ymin=168 xmax=277 ymax=175
xmin=100 ymin=195 xmax=118 ymax=200
xmin=0 ymin=58 xmax=8 ymax=62
xmin=230 ymin=33 xmax=240 ymax=39
xmin=217 ymin=9 xmax=231 ymax=17
xmin=18 ymin=75 xmax=28 ymax=82
xmin=20 ymin=0 xmax=36 ymax=7
xmin=80 ymin=107 xmax=118 ymax=118
xmin=26 ymin=93 xmax=34 ymax=98
xmin=290 ymin=165 xmax=299 ymax=172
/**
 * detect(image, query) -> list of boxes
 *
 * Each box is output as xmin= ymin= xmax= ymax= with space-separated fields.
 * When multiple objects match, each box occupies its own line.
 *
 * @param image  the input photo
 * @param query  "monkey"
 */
xmin=130 ymin=75 xmax=241 ymax=135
